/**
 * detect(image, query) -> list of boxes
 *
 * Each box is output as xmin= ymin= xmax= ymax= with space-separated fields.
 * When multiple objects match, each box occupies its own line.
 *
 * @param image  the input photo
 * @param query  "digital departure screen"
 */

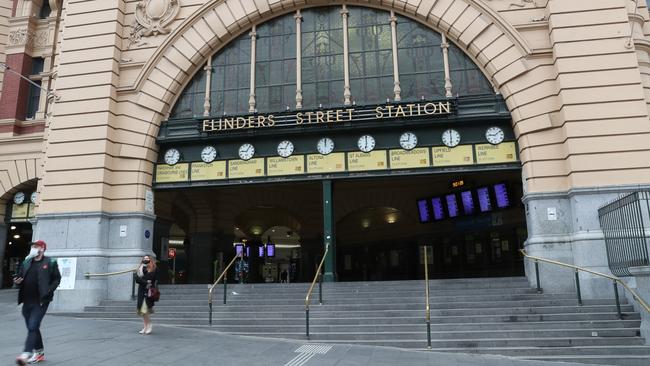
xmin=445 ymin=194 xmax=459 ymax=218
xmin=417 ymin=199 xmax=431 ymax=223
xmin=258 ymin=246 xmax=264 ymax=257
xmin=266 ymin=244 xmax=275 ymax=257
xmin=235 ymin=243 xmax=244 ymax=256
xmin=477 ymin=187 xmax=492 ymax=212
xmin=494 ymin=183 xmax=511 ymax=208
xmin=431 ymin=197 xmax=445 ymax=221
xmin=460 ymin=190 xmax=475 ymax=215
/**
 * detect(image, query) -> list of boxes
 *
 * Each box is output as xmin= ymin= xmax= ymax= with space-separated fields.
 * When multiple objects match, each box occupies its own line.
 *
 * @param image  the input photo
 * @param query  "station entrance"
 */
xmin=153 ymin=168 xmax=525 ymax=284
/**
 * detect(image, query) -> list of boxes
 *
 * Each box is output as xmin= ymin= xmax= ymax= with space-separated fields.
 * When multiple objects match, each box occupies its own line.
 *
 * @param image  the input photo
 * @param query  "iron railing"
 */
xmin=84 ymin=267 xmax=139 ymax=300
xmin=305 ymin=244 xmax=329 ymax=340
xmin=208 ymin=254 xmax=240 ymax=326
xmin=521 ymin=250 xmax=650 ymax=317
xmin=598 ymin=191 xmax=650 ymax=276
xmin=423 ymin=245 xmax=432 ymax=349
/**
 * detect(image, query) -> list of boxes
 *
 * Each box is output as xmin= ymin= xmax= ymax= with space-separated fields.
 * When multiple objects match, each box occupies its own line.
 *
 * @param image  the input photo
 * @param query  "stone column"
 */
xmin=629 ymin=266 xmax=650 ymax=344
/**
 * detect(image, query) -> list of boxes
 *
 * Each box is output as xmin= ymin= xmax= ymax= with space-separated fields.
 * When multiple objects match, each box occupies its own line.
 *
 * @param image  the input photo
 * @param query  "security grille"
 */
xmin=598 ymin=191 xmax=650 ymax=276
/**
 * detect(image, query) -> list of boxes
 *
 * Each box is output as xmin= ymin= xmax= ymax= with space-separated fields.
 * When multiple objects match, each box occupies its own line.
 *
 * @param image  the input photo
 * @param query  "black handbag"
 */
xmin=147 ymin=287 xmax=160 ymax=302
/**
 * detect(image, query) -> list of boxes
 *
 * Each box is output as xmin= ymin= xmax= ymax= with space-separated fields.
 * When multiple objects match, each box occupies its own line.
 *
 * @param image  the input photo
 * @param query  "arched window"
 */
xmin=301 ymin=7 xmax=344 ymax=109
xmin=348 ymin=7 xmax=393 ymax=105
xmin=169 ymin=6 xmax=493 ymax=120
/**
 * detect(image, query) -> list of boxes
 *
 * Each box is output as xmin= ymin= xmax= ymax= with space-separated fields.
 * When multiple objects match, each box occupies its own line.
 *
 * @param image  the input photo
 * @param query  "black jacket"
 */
xmin=17 ymin=256 xmax=62 ymax=305
xmin=135 ymin=267 xmax=158 ymax=309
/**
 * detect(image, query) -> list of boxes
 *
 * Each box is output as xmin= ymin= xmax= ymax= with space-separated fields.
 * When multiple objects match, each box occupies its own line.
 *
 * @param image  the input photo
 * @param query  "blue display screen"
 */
xmin=460 ymin=190 xmax=475 ymax=215
xmin=266 ymin=244 xmax=275 ymax=257
xmin=258 ymin=246 xmax=264 ymax=257
xmin=445 ymin=194 xmax=459 ymax=218
xmin=417 ymin=199 xmax=431 ymax=223
xmin=477 ymin=187 xmax=492 ymax=212
xmin=235 ymin=244 xmax=243 ymax=256
xmin=494 ymin=183 xmax=511 ymax=208
xmin=431 ymin=197 xmax=445 ymax=221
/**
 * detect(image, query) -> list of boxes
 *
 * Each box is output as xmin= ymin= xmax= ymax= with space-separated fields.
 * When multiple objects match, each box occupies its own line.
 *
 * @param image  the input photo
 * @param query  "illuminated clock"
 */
xmin=317 ymin=137 xmax=334 ymax=155
xmin=238 ymin=143 xmax=255 ymax=161
xmin=399 ymin=132 xmax=418 ymax=150
xmin=485 ymin=126 xmax=505 ymax=145
xmin=30 ymin=191 xmax=38 ymax=204
xmin=277 ymin=140 xmax=294 ymax=158
xmin=358 ymin=135 xmax=376 ymax=153
xmin=441 ymin=129 xmax=461 ymax=148
xmin=13 ymin=192 xmax=25 ymax=205
xmin=163 ymin=148 xmax=181 ymax=165
xmin=201 ymin=146 xmax=217 ymax=163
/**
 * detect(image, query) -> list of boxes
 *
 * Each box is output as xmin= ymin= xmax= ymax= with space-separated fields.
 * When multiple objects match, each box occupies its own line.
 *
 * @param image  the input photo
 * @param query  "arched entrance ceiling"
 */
xmin=131 ymin=0 xmax=529 ymax=127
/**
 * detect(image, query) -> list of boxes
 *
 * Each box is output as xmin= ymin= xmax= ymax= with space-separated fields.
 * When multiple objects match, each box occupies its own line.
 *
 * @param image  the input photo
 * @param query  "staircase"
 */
xmin=60 ymin=277 xmax=650 ymax=365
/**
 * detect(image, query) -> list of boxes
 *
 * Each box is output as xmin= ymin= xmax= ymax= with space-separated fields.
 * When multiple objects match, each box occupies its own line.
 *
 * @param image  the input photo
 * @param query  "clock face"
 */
xmin=399 ymin=132 xmax=418 ymax=150
xmin=441 ymin=129 xmax=461 ymax=148
xmin=30 ymin=191 xmax=37 ymax=204
xmin=358 ymin=135 xmax=376 ymax=153
xmin=485 ymin=126 xmax=505 ymax=145
xmin=201 ymin=146 xmax=217 ymax=163
xmin=13 ymin=192 xmax=25 ymax=205
xmin=164 ymin=148 xmax=181 ymax=165
xmin=238 ymin=143 xmax=255 ymax=160
xmin=317 ymin=138 xmax=334 ymax=155
xmin=277 ymin=140 xmax=294 ymax=158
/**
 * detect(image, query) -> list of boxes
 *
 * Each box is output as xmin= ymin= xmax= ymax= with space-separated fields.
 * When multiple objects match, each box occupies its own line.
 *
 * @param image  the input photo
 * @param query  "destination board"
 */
xmin=156 ymin=163 xmax=190 ymax=183
xmin=476 ymin=142 xmax=518 ymax=164
xmin=432 ymin=145 xmax=474 ymax=166
xmin=191 ymin=161 xmax=226 ymax=181
xmin=347 ymin=151 xmax=388 ymax=172
xmin=228 ymin=158 xmax=265 ymax=178
xmin=306 ymin=153 xmax=346 ymax=174
xmin=389 ymin=148 xmax=430 ymax=169
xmin=267 ymin=156 xmax=305 ymax=176
xmin=11 ymin=203 xmax=29 ymax=219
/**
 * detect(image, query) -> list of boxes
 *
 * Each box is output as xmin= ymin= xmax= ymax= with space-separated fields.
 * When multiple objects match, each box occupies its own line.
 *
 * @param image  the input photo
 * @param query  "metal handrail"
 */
xmin=520 ymin=250 xmax=650 ymax=315
xmin=208 ymin=254 xmax=240 ymax=326
xmin=305 ymin=243 xmax=329 ymax=340
xmin=423 ymin=245 xmax=432 ymax=349
xmin=84 ymin=267 xmax=140 ymax=300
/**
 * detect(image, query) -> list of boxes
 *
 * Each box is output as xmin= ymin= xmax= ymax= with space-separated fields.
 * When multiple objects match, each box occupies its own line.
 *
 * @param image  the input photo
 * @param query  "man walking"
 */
xmin=13 ymin=240 xmax=61 ymax=365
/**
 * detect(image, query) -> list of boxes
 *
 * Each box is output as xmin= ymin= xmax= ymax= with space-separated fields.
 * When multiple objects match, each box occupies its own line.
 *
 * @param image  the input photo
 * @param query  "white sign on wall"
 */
xmin=547 ymin=207 xmax=557 ymax=221
xmin=145 ymin=189 xmax=154 ymax=213
xmin=56 ymin=257 xmax=77 ymax=290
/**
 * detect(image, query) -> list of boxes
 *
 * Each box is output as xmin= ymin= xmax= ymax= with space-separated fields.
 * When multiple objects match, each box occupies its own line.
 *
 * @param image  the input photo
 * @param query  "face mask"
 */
xmin=142 ymin=260 xmax=150 ymax=265
xmin=26 ymin=247 xmax=40 ymax=259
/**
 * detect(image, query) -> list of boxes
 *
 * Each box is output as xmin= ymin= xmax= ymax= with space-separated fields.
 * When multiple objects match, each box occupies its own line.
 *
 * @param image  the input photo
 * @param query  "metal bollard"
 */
xmin=306 ymin=308 xmax=310 ymax=340
xmin=574 ymin=270 xmax=582 ymax=306
xmin=318 ymin=273 xmax=323 ymax=305
xmin=613 ymin=281 xmax=622 ymax=319
xmin=223 ymin=275 xmax=228 ymax=305
xmin=534 ymin=260 xmax=542 ymax=293
xmin=131 ymin=273 xmax=136 ymax=301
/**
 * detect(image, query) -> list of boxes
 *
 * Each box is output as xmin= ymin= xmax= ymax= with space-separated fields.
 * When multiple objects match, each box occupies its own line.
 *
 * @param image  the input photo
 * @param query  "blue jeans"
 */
xmin=21 ymin=302 xmax=49 ymax=353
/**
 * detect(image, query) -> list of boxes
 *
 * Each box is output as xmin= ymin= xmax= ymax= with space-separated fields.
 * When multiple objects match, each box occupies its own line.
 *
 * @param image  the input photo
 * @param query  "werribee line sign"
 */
xmin=200 ymin=100 xmax=454 ymax=133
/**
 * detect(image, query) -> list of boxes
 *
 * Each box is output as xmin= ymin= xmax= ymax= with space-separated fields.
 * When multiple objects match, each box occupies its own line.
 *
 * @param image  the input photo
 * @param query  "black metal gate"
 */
xmin=598 ymin=191 xmax=650 ymax=276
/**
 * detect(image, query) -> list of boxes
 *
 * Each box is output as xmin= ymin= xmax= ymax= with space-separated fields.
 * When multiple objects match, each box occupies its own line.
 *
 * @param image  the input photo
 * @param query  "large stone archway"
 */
xmin=34 ymin=0 xmax=650 ymax=310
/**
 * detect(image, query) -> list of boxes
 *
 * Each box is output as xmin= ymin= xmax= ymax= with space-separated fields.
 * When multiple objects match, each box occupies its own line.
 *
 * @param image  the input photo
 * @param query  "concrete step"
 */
xmin=434 ymin=345 xmax=650 ymax=357
xmin=515 ymin=355 xmax=650 ymax=366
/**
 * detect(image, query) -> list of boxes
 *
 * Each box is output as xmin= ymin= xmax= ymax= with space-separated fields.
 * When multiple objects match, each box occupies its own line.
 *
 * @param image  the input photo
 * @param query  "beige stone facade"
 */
xmin=0 ymin=0 xmax=650 ymax=308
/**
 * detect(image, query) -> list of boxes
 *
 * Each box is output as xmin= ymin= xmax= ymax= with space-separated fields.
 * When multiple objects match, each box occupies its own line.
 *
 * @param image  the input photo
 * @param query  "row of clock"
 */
xmin=163 ymin=126 xmax=506 ymax=165
xmin=13 ymin=191 xmax=37 ymax=205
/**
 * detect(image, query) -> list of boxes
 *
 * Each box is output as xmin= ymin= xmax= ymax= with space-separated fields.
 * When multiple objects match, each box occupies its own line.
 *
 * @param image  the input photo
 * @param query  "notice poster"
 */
xmin=306 ymin=153 xmax=346 ymax=174
xmin=476 ymin=142 xmax=518 ymax=164
xmin=155 ymin=163 xmax=189 ymax=183
xmin=267 ymin=156 xmax=305 ymax=176
xmin=191 ymin=161 xmax=226 ymax=181
xmin=347 ymin=151 xmax=387 ymax=171
xmin=432 ymin=145 xmax=474 ymax=166
xmin=389 ymin=148 xmax=430 ymax=169
xmin=56 ymin=257 xmax=77 ymax=290
xmin=228 ymin=158 xmax=264 ymax=178
xmin=11 ymin=204 xmax=29 ymax=220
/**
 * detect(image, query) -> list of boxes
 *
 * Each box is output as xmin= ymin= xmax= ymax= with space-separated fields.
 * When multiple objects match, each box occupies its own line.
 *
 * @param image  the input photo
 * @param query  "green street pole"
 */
xmin=322 ymin=180 xmax=336 ymax=282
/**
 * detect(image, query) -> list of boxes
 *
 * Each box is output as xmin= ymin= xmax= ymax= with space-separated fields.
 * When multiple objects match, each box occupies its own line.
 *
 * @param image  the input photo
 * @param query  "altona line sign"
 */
xmin=200 ymin=100 xmax=453 ymax=133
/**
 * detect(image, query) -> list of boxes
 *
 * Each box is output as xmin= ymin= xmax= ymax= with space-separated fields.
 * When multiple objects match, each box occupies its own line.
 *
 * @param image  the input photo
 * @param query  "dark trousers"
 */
xmin=21 ymin=302 xmax=49 ymax=353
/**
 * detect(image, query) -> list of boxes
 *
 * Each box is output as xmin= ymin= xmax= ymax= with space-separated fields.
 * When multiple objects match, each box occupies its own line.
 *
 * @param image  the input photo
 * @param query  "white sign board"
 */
xmin=119 ymin=225 xmax=127 ymax=237
xmin=547 ymin=207 xmax=557 ymax=221
xmin=145 ymin=189 xmax=154 ymax=213
xmin=57 ymin=257 xmax=77 ymax=290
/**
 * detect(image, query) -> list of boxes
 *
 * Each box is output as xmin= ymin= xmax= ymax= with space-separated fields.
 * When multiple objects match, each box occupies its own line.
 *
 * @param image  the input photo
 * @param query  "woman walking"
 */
xmin=135 ymin=255 xmax=158 ymax=334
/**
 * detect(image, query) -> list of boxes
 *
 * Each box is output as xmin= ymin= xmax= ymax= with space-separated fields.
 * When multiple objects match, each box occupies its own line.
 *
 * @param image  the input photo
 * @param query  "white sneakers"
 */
xmin=139 ymin=324 xmax=152 ymax=334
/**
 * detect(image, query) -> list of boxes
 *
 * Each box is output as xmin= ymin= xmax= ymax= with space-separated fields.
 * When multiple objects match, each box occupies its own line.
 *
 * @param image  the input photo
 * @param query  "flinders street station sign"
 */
xmin=200 ymin=100 xmax=454 ymax=133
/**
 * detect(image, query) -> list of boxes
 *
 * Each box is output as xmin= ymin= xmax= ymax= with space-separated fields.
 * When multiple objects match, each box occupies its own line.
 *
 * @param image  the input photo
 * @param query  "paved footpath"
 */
xmin=0 ymin=290 xmax=592 ymax=366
